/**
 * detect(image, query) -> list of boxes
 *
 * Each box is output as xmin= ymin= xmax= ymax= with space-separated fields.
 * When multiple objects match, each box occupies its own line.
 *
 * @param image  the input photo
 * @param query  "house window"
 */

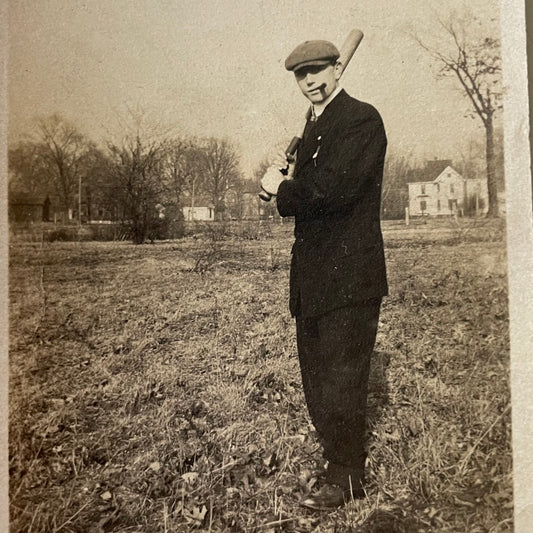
xmin=436 ymin=183 xmax=440 ymax=192
xmin=437 ymin=199 xmax=441 ymax=211
xmin=421 ymin=184 xmax=426 ymax=194
xmin=420 ymin=200 xmax=427 ymax=212
xmin=450 ymin=184 xmax=455 ymax=194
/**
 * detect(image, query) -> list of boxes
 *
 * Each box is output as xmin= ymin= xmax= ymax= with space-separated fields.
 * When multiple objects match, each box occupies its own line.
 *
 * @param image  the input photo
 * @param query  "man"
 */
xmin=261 ymin=39 xmax=388 ymax=510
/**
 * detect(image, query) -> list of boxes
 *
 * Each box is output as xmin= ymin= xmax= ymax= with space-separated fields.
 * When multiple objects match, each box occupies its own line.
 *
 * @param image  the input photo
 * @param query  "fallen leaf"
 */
xmin=453 ymin=493 xmax=477 ymax=507
xmin=182 ymin=472 xmax=199 ymax=484
xmin=149 ymin=461 xmax=161 ymax=472
xmin=100 ymin=491 xmax=112 ymax=501
xmin=192 ymin=505 xmax=207 ymax=522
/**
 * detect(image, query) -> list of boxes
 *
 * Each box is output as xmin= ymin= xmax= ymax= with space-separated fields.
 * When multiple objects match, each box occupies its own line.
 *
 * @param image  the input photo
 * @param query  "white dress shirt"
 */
xmin=313 ymin=86 xmax=343 ymax=118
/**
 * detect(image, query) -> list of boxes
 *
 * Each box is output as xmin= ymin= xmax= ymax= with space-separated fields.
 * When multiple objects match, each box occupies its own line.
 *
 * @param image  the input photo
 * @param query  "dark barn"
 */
xmin=8 ymin=193 xmax=51 ymax=223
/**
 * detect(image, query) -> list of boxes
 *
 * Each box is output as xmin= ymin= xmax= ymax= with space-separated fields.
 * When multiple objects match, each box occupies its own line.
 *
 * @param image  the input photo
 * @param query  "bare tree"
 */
xmin=225 ymin=178 xmax=246 ymax=220
xmin=36 ymin=114 xmax=91 ymax=216
xmin=8 ymin=141 xmax=48 ymax=196
xmin=78 ymin=144 xmax=111 ymax=222
xmin=105 ymin=134 xmax=165 ymax=243
xmin=198 ymin=137 xmax=242 ymax=220
xmin=161 ymin=137 xmax=205 ymax=221
xmin=412 ymin=12 xmax=502 ymax=217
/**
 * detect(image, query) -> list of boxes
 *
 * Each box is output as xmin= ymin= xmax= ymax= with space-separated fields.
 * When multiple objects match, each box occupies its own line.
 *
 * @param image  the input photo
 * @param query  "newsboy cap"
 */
xmin=285 ymin=40 xmax=340 ymax=72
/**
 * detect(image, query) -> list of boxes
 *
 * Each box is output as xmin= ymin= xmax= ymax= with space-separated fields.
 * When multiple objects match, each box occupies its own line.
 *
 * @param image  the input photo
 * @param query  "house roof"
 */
xmin=408 ymin=159 xmax=453 ymax=183
xmin=434 ymin=166 xmax=463 ymax=182
xmin=426 ymin=159 xmax=453 ymax=178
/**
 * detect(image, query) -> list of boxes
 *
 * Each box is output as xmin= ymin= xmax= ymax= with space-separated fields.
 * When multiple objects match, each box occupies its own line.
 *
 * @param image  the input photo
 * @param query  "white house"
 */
xmin=182 ymin=195 xmax=215 ymax=221
xmin=182 ymin=205 xmax=215 ymax=221
xmin=407 ymin=161 xmax=488 ymax=217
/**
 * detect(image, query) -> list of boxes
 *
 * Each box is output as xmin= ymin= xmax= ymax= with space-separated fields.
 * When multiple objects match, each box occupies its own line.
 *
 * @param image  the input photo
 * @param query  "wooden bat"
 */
xmin=259 ymin=29 xmax=365 ymax=201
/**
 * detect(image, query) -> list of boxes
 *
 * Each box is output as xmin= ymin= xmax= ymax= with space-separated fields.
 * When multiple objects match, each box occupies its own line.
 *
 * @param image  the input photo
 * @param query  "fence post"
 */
xmin=405 ymin=207 xmax=410 ymax=226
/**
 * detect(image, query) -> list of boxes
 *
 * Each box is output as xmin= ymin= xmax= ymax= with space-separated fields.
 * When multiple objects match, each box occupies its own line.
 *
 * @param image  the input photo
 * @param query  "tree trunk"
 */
xmin=485 ymin=116 xmax=499 ymax=217
xmin=214 ymin=204 xmax=222 ymax=221
xmin=58 ymin=170 xmax=71 ymax=216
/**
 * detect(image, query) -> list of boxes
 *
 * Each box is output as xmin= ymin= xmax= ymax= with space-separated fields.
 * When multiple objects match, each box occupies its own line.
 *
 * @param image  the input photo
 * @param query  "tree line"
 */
xmin=10 ymin=8 xmax=505 ymax=243
xmin=9 ymin=109 xmax=504 ymax=243
xmin=9 ymin=113 xmax=247 ymax=243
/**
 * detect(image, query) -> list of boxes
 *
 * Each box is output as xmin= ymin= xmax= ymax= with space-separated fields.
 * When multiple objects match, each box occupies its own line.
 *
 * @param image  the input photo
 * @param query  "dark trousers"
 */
xmin=295 ymin=299 xmax=381 ymax=489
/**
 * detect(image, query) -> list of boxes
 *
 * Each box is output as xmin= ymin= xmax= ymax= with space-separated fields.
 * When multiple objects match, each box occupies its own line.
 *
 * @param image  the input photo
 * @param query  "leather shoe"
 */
xmin=300 ymin=483 xmax=364 ymax=511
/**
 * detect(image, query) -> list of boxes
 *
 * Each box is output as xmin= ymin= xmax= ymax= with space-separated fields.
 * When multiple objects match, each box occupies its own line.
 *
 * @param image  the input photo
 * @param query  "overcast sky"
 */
xmin=8 ymin=0 xmax=500 ymax=176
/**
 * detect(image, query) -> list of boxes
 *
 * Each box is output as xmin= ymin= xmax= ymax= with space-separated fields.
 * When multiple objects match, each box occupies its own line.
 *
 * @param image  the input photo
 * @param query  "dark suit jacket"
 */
xmin=276 ymin=89 xmax=388 ymax=318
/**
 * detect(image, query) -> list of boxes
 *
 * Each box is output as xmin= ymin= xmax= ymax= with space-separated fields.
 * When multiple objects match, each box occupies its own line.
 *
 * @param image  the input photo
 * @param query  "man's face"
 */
xmin=294 ymin=62 xmax=341 ymax=104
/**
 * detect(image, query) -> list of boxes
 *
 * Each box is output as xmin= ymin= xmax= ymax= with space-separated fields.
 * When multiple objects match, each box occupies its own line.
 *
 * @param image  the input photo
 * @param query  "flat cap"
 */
xmin=285 ymin=40 xmax=340 ymax=72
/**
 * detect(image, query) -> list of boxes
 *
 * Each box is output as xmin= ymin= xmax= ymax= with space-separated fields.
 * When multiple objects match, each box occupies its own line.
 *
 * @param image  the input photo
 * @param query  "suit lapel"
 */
xmin=296 ymin=119 xmax=318 ymax=167
xmin=295 ymin=89 xmax=350 ymax=170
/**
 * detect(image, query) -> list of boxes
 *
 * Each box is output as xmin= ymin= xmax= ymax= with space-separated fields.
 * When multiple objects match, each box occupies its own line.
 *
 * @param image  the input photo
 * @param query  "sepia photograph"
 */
xmin=4 ymin=0 xmax=532 ymax=531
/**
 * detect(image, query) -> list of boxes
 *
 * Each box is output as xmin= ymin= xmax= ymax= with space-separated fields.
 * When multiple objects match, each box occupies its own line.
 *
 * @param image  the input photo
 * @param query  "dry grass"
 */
xmin=9 ymin=218 xmax=512 ymax=532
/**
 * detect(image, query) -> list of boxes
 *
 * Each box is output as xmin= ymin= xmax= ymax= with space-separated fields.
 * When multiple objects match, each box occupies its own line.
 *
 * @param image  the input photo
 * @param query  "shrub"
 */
xmin=46 ymin=226 xmax=93 ymax=242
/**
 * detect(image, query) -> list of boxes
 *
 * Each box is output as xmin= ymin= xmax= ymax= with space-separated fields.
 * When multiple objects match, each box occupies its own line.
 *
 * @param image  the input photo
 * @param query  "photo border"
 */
xmin=1 ymin=1 xmax=532 ymax=531
xmin=501 ymin=0 xmax=533 ymax=531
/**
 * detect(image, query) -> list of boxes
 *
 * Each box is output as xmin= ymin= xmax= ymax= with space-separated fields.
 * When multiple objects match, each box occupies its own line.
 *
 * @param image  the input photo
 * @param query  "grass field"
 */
xmin=9 ymin=217 xmax=512 ymax=532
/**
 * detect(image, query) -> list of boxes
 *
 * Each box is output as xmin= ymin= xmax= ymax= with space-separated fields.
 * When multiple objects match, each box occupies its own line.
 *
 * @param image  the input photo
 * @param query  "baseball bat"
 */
xmin=259 ymin=29 xmax=364 ymax=202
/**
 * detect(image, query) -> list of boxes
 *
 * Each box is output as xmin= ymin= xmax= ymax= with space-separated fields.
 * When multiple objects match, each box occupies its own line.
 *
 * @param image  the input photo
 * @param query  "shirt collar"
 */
xmin=313 ymin=86 xmax=342 ymax=118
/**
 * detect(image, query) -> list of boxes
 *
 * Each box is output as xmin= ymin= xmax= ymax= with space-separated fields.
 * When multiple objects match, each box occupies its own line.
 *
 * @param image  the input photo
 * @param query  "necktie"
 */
xmin=302 ymin=107 xmax=317 ymax=142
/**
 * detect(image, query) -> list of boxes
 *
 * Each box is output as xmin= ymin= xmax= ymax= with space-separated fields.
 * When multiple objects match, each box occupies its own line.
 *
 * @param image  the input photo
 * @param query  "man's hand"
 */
xmin=270 ymin=148 xmax=291 ymax=171
xmin=261 ymin=166 xmax=286 ymax=196
xmin=268 ymin=146 xmax=296 ymax=174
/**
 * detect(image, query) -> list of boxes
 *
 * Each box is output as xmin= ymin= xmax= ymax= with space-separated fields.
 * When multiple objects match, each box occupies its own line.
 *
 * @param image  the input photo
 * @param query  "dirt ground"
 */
xmin=9 ymin=217 xmax=512 ymax=532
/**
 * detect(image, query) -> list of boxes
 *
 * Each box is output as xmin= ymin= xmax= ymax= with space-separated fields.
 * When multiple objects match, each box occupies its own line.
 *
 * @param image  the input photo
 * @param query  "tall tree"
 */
xmin=78 ymin=144 xmax=112 ymax=221
xmin=9 ymin=114 xmax=90 ymax=217
xmin=161 ymin=137 xmax=204 ymax=219
xmin=413 ymin=12 xmax=503 ymax=217
xmin=198 ymin=137 xmax=242 ymax=220
xmin=8 ymin=141 xmax=48 ymax=196
xmin=36 ymin=114 xmax=91 ymax=215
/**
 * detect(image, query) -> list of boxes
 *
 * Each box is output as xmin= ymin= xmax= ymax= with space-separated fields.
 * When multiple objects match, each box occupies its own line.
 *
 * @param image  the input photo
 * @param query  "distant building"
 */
xmin=182 ymin=196 xmax=215 ymax=221
xmin=407 ymin=160 xmax=488 ymax=217
xmin=8 ymin=193 xmax=48 ymax=223
xmin=182 ymin=206 xmax=215 ymax=221
xmin=8 ymin=193 xmax=71 ymax=223
xmin=180 ymin=185 xmax=279 ymax=221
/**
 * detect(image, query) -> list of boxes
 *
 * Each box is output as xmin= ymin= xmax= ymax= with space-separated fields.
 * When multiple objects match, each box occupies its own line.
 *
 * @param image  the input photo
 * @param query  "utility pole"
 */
xmin=78 ymin=174 xmax=82 ymax=226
